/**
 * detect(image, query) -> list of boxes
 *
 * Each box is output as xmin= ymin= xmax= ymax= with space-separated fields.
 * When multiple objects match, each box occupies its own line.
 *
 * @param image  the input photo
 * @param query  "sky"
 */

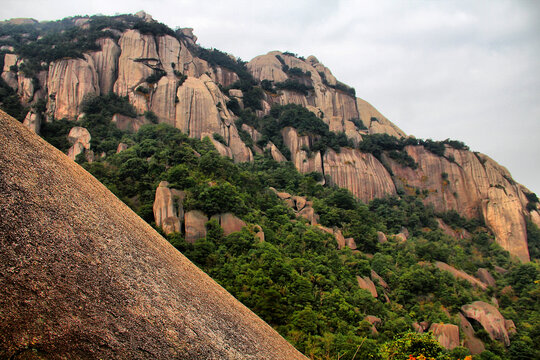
xmin=3 ymin=0 xmax=540 ymax=194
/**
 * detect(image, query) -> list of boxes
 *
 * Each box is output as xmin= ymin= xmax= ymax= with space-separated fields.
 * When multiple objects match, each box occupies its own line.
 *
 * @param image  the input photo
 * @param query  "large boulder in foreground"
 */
xmin=0 ymin=110 xmax=306 ymax=359
xmin=429 ymin=323 xmax=460 ymax=350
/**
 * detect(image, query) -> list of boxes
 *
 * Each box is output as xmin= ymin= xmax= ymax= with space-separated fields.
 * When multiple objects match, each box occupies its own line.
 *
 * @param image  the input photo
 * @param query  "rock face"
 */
xmin=22 ymin=111 xmax=40 ymax=134
xmin=0 ymin=110 xmax=307 ymax=359
xmin=459 ymin=313 xmax=485 ymax=355
xmin=153 ymin=181 xmax=185 ymax=234
xmin=211 ymin=213 xmax=247 ymax=236
xmin=66 ymin=126 xmax=91 ymax=161
xmin=184 ymin=210 xmax=208 ymax=243
xmin=476 ymin=268 xmax=496 ymax=287
xmin=429 ymin=323 xmax=460 ymax=350
xmin=89 ymin=37 xmax=121 ymax=94
xmin=461 ymin=301 xmax=510 ymax=346
xmin=356 ymin=276 xmax=378 ymax=298
xmin=47 ymin=56 xmax=100 ymax=120
xmin=434 ymin=262 xmax=488 ymax=290
xmin=388 ymin=146 xmax=532 ymax=262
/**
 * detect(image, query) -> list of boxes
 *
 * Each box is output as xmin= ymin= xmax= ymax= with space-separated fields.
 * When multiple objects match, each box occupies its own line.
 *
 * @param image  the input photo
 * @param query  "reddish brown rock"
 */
xmin=505 ymin=320 xmax=516 ymax=336
xmin=0 ymin=110 xmax=307 ymax=359
xmin=435 ymin=262 xmax=488 ymax=290
xmin=298 ymin=206 xmax=319 ymax=225
xmin=371 ymin=270 xmax=389 ymax=290
xmin=429 ymin=323 xmax=460 ymax=350
xmin=116 ymin=142 xmax=129 ymax=153
xmin=356 ymin=276 xmax=378 ymax=298
xmin=334 ymin=229 xmax=346 ymax=249
xmin=253 ymin=225 xmax=265 ymax=242
xmin=461 ymin=301 xmax=510 ymax=346
xmin=477 ymin=268 xmax=496 ymax=287
xmin=436 ymin=218 xmax=470 ymax=239
xmin=153 ymin=181 xmax=185 ymax=235
xmin=413 ymin=322 xmax=424 ymax=333
xmin=377 ymin=231 xmax=388 ymax=244
xmin=459 ymin=313 xmax=485 ymax=355
xmin=345 ymin=237 xmax=357 ymax=250
xmin=66 ymin=126 xmax=91 ymax=161
xmin=184 ymin=210 xmax=208 ymax=243
xmin=211 ymin=213 xmax=247 ymax=236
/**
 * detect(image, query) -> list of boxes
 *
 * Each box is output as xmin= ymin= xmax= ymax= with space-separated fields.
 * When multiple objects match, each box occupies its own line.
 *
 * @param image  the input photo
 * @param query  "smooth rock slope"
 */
xmin=0 ymin=109 xmax=306 ymax=359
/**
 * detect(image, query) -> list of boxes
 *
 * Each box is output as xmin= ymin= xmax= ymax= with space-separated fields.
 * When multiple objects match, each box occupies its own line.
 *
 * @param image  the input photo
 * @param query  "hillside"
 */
xmin=1 ymin=13 xmax=539 ymax=360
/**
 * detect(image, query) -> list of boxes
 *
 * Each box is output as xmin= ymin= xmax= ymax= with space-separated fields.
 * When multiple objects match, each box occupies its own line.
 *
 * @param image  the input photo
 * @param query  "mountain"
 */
xmin=0 ymin=108 xmax=306 ymax=359
xmin=1 ymin=13 xmax=539 ymax=360
xmin=1 ymin=13 xmax=537 ymax=263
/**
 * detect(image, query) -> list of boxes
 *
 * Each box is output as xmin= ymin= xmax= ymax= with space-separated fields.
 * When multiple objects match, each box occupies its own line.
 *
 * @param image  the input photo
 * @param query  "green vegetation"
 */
xmin=0 ymin=77 xmax=28 ymax=121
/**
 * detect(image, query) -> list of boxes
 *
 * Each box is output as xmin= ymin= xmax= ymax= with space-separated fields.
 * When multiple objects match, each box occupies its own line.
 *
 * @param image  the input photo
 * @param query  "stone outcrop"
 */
xmin=153 ymin=181 xmax=185 ymax=234
xmin=324 ymin=148 xmax=396 ymax=203
xmin=356 ymin=98 xmax=405 ymax=137
xmin=459 ymin=313 xmax=485 ymax=355
xmin=184 ymin=210 xmax=208 ymax=243
xmin=22 ymin=111 xmax=40 ymax=134
xmin=434 ymin=262 xmax=488 ymax=290
xmin=66 ymin=126 xmax=91 ymax=161
xmin=111 ymin=113 xmax=148 ymax=132
xmin=371 ymin=270 xmax=389 ymax=290
xmin=0 ymin=110 xmax=307 ymax=359
xmin=356 ymin=276 xmax=378 ymax=298
xmin=429 ymin=323 xmax=460 ymax=350
xmin=461 ymin=301 xmax=510 ymax=346
xmin=211 ymin=213 xmax=247 ymax=236
xmin=89 ymin=38 xmax=121 ymax=94
xmin=388 ymin=146 xmax=532 ymax=262
xmin=476 ymin=268 xmax=496 ymax=287
xmin=47 ymin=56 xmax=100 ymax=120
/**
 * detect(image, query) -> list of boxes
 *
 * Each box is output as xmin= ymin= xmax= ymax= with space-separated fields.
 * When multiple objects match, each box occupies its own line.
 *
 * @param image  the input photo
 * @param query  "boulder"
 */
xmin=112 ymin=113 xmax=148 ymax=132
xmin=459 ymin=313 xmax=485 ymax=355
xmin=298 ymin=206 xmax=318 ymax=225
xmin=377 ymin=231 xmax=387 ymax=244
xmin=412 ymin=322 xmax=424 ymax=333
xmin=211 ymin=213 xmax=247 ymax=236
xmin=66 ymin=127 xmax=91 ymax=161
xmin=334 ymin=229 xmax=346 ymax=249
xmin=345 ymin=237 xmax=357 ymax=250
xmin=116 ymin=142 xmax=129 ymax=153
xmin=435 ymin=262 xmax=488 ymax=290
xmin=461 ymin=301 xmax=510 ymax=346
xmin=0 ymin=110 xmax=307 ymax=359
xmin=356 ymin=276 xmax=377 ymax=298
xmin=370 ymin=270 xmax=389 ymax=290
xmin=253 ymin=224 xmax=265 ymax=242
xmin=292 ymin=196 xmax=306 ymax=211
xmin=505 ymin=320 xmax=516 ymax=336
xmin=89 ymin=38 xmax=120 ymax=94
xmin=22 ymin=111 xmax=40 ymax=134
xmin=429 ymin=323 xmax=460 ymax=350
xmin=184 ymin=210 xmax=208 ymax=243
xmin=476 ymin=268 xmax=496 ymax=287
xmin=153 ymin=181 xmax=185 ymax=235
xmin=265 ymin=142 xmax=287 ymax=162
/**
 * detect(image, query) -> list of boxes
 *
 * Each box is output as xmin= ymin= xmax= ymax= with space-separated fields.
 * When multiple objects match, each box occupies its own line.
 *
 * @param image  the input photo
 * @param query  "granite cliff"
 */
xmin=1 ymin=14 xmax=538 ymax=262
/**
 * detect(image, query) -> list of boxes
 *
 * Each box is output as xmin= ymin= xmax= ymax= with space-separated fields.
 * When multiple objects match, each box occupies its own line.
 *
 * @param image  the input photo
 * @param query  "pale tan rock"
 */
xmin=89 ymin=38 xmax=121 ymax=94
xmin=377 ymin=231 xmax=388 ymax=244
xmin=413 ymin=322 xmax=424 ymax=333
xmin=394 ymin=233 xmax=407 ymax=243
xmin=265 ymin=142 xmax=287 ymax=162
xmin=298 ymin=206 xmax=318 ymax=225
xmin=356 ymin=276 xmax=378 ymax=297
xmin=111 ymin=113 xmax=147 ymax=132
xmin=17 ymin=76 xmax=35 ymax=104
xmin=210 ymin=137 xmax=233 ymax=158
xmin=334 ymin=229 xmax=346 ymax=249
xmin=67 ymin=142 xmax=86 ymax=161
xmin=116 ymin=142 xmax=129 ymax=153
xmin=281 ymin=126 xmax=323 ymax=174
xmin=211 ymin=213 xmax=246 ymax=236
xmin=184 ymin=210 xmax=208 ymax=243
xmin=211 ymin=66 xmax=239 ymax=88
xmin=22 ymin=112 xmax=40 ymax=134
xmin=253 ymin=224 xmax=265 ymax=242
xmin=371 ymin=270 xmax=389 ymax=289
xmin=276 ymin=191 xmax=291 ymax=200
xmin=151 ymin=76 xmax=179 ymax=123
xmin=47 ymin=55 xmax=99 ymax=120
xmin=2 ymin=53 xmax=18 ymax=73
xmin=323 ymin=148 xmax=396 ymax=203
xmin=1 ymin=70 xmax=18 ymax=91
xmin=459 ymin=313 xmax=485 ymax=355
xmin=229 ymin=89 xmax=243 ymax=99
xmin=156 ymin=35 xmax=181 ymax=77
xmin=435 ymin=262 xmax=487 ymax=290
xmin=5 ymin=18 xmax=38 ymax=25
xmin=436 ymin=218 xmax=470 ymax=239
xmin=345 ymin=237 xmax=357 ymax=249
xmin=292 ymin=196 xmax=307 ymax=211
xmin=153 ymin=181 xmax=185 ymax=235
xmin=114 ymin=30 xmax=158 ymax=105
xmin=356 ymin=98 xmax=406 ymax=137
xmin=477 ymin=268 xmax=496 ymax=287
xmin=461 ymin=301 xmax=510 ymax=346
xmin=505 ymin=320 xmax=516 ymax=336
xmin=429 ymin=323 xmax=460 ymax=350
xmin=241 ymin=124 xmax=262 ymax=143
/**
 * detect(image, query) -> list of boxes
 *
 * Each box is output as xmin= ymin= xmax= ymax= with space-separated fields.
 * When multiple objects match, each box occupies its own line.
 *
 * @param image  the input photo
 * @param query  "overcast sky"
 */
xmin=4 ymin=0 xmax=540 ymax=194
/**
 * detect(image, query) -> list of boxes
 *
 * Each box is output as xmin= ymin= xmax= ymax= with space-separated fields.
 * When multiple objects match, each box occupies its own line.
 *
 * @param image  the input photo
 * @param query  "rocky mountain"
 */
xmin=0 ymin=109 xmax=306 ymax=359
xmin=1 ymin=12 xmax=537 ymax=263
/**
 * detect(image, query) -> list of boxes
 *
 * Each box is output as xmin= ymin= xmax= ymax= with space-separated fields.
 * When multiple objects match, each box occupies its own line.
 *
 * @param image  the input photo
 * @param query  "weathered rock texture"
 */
xmin=459 ymin=313 xmax=485 ymax=355
xmin=153 ymin=181 xmax=185 ymax=234
xmin=0 ymin=110 xmax=307 ymax=359
xmin=429 ymin=323 xmax=460 ymax=350
xmin=356 ymin=276 xmax=378 ymax=298
xmin=66 ymin=126 xmax=91 ymax=161
xmin=461 ymin=301 xmax=510 ymax=346
xmin=184 ymin=210 xmax=208 ymax=243
xmin=434 ymin=262 xmax=488 ymax=290
xmin=211 ymin=213 xmax=247 ymax=236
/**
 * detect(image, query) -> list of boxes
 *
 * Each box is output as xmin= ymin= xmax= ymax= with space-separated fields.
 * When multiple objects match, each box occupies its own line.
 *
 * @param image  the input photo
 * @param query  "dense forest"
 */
xmin=1 ymin=14 xmax=539 ymax=360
